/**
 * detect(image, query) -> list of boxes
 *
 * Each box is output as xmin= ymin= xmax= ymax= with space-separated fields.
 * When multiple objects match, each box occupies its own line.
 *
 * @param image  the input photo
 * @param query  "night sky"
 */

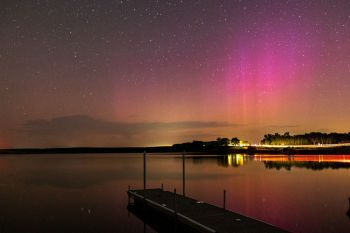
xmin=0 ymin=0 xmax=349 ymax=148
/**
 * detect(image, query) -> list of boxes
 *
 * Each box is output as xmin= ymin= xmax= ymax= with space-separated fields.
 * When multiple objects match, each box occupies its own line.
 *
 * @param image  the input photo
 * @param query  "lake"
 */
xmin=0 ymin=154 xmax=349 ymax=233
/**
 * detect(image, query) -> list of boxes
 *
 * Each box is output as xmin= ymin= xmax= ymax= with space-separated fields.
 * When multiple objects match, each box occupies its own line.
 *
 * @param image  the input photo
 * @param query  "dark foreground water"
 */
xmin=0 ymin=154 xmax=349 ymax=233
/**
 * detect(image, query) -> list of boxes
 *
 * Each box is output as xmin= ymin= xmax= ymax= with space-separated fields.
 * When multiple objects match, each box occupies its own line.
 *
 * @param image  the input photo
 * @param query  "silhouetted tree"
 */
xmin=216 ymin=137 xmax=230 ymax=146
xmin=231 ymin=137 xmax=240 ymax=145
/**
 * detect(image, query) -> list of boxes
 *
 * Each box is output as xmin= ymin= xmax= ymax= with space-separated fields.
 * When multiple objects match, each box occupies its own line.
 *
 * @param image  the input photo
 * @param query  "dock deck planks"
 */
xmin=128 ymin=189 xmax=288 ymax=233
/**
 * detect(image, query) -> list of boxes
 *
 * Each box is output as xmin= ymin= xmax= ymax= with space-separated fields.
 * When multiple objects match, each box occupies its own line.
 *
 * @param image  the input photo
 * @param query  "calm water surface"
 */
xmin=0 ymin=154 xmax=349 ymax=233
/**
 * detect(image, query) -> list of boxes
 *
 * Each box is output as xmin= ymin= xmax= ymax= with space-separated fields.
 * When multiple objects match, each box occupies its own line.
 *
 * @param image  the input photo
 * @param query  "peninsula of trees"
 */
xmin=172 ymin=137 xmax=243 ymax=151
xmin=172 ymin=132 xmax=350 ymax=150
xmin=170 ymin=132 xmax=350 ymax=155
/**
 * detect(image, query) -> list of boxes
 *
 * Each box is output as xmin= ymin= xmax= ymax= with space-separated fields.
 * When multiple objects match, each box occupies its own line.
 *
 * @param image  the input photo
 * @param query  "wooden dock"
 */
xmin=127 ymin=189 xmax=288 ymax=233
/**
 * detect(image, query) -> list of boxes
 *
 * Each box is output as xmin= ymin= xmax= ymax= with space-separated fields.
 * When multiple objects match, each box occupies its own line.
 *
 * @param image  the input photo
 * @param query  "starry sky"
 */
xmin=0 ymin=0 xmax=349 ymax=148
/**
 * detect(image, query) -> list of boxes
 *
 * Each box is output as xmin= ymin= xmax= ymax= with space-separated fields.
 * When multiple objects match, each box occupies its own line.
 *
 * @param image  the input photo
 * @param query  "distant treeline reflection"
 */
xmin=189 ymin=155 xmax=350 ymax=170
xmin=190 ymin=154 xmax=246 ymax=167
xmin=264 ymin=161 xmax=350 ymax=170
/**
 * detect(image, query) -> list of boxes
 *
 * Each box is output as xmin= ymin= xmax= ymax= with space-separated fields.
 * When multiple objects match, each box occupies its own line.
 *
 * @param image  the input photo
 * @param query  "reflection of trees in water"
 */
xmin=190 ymin=154 xmax=249 ymax=167
xmin=264 ymin=161 xmax=350 ymax=171
xmin=190 ymin=156 xmax=225 ymax=165
xmin=219 ymin=154 xmax=246 ymax=167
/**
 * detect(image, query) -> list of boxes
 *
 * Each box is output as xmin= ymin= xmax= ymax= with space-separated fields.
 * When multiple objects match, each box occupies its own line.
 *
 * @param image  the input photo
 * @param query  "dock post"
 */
xmin=182 ymin=151 xmax=185 ymax=197
xmin=161 ymin=183 xmax=164 ymax=191
xmin=347 ymin=197 xmax=350 ymax=218
xmin=173 ymin=188 xmax=177 ymax=214
xmin=143 ymin=151 xmax=146 ymax=190
xmin=223 ymin=189 xmax=226 ymax=210
xmin=173 ymin=188 xmax=178 ymax=231
xmin=127 ymin=185 xmax=131 ymax=217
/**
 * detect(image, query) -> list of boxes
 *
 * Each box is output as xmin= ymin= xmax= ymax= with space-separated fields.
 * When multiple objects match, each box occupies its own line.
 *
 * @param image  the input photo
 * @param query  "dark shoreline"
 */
xmin=1 ymin=146 xmax=350 ymax=155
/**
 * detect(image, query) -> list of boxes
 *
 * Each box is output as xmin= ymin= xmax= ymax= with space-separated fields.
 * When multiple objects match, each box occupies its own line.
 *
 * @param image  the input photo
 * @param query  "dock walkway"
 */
xmin=128 ymin=189 xmax=288 ymax=233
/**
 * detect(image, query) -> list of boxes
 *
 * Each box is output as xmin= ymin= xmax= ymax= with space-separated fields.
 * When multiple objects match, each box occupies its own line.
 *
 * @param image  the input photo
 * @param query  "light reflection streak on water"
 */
xmin=253 ymin=155 xmax=350 ymax=163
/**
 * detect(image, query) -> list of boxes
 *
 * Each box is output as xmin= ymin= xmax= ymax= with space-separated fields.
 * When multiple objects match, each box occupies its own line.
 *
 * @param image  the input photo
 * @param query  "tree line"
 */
xmin=261 ymin=132 xmax=350 ymax=145
xmin=172 ymin=137 xmax=241 ymax=151
xmin=172 ymin=132 xmax=350 ymax=150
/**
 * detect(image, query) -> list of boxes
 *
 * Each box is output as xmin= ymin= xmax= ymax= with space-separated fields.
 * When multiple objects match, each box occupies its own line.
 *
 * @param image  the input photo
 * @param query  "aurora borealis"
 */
xmin=0 ymin=0 xmax=349 ymax=148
